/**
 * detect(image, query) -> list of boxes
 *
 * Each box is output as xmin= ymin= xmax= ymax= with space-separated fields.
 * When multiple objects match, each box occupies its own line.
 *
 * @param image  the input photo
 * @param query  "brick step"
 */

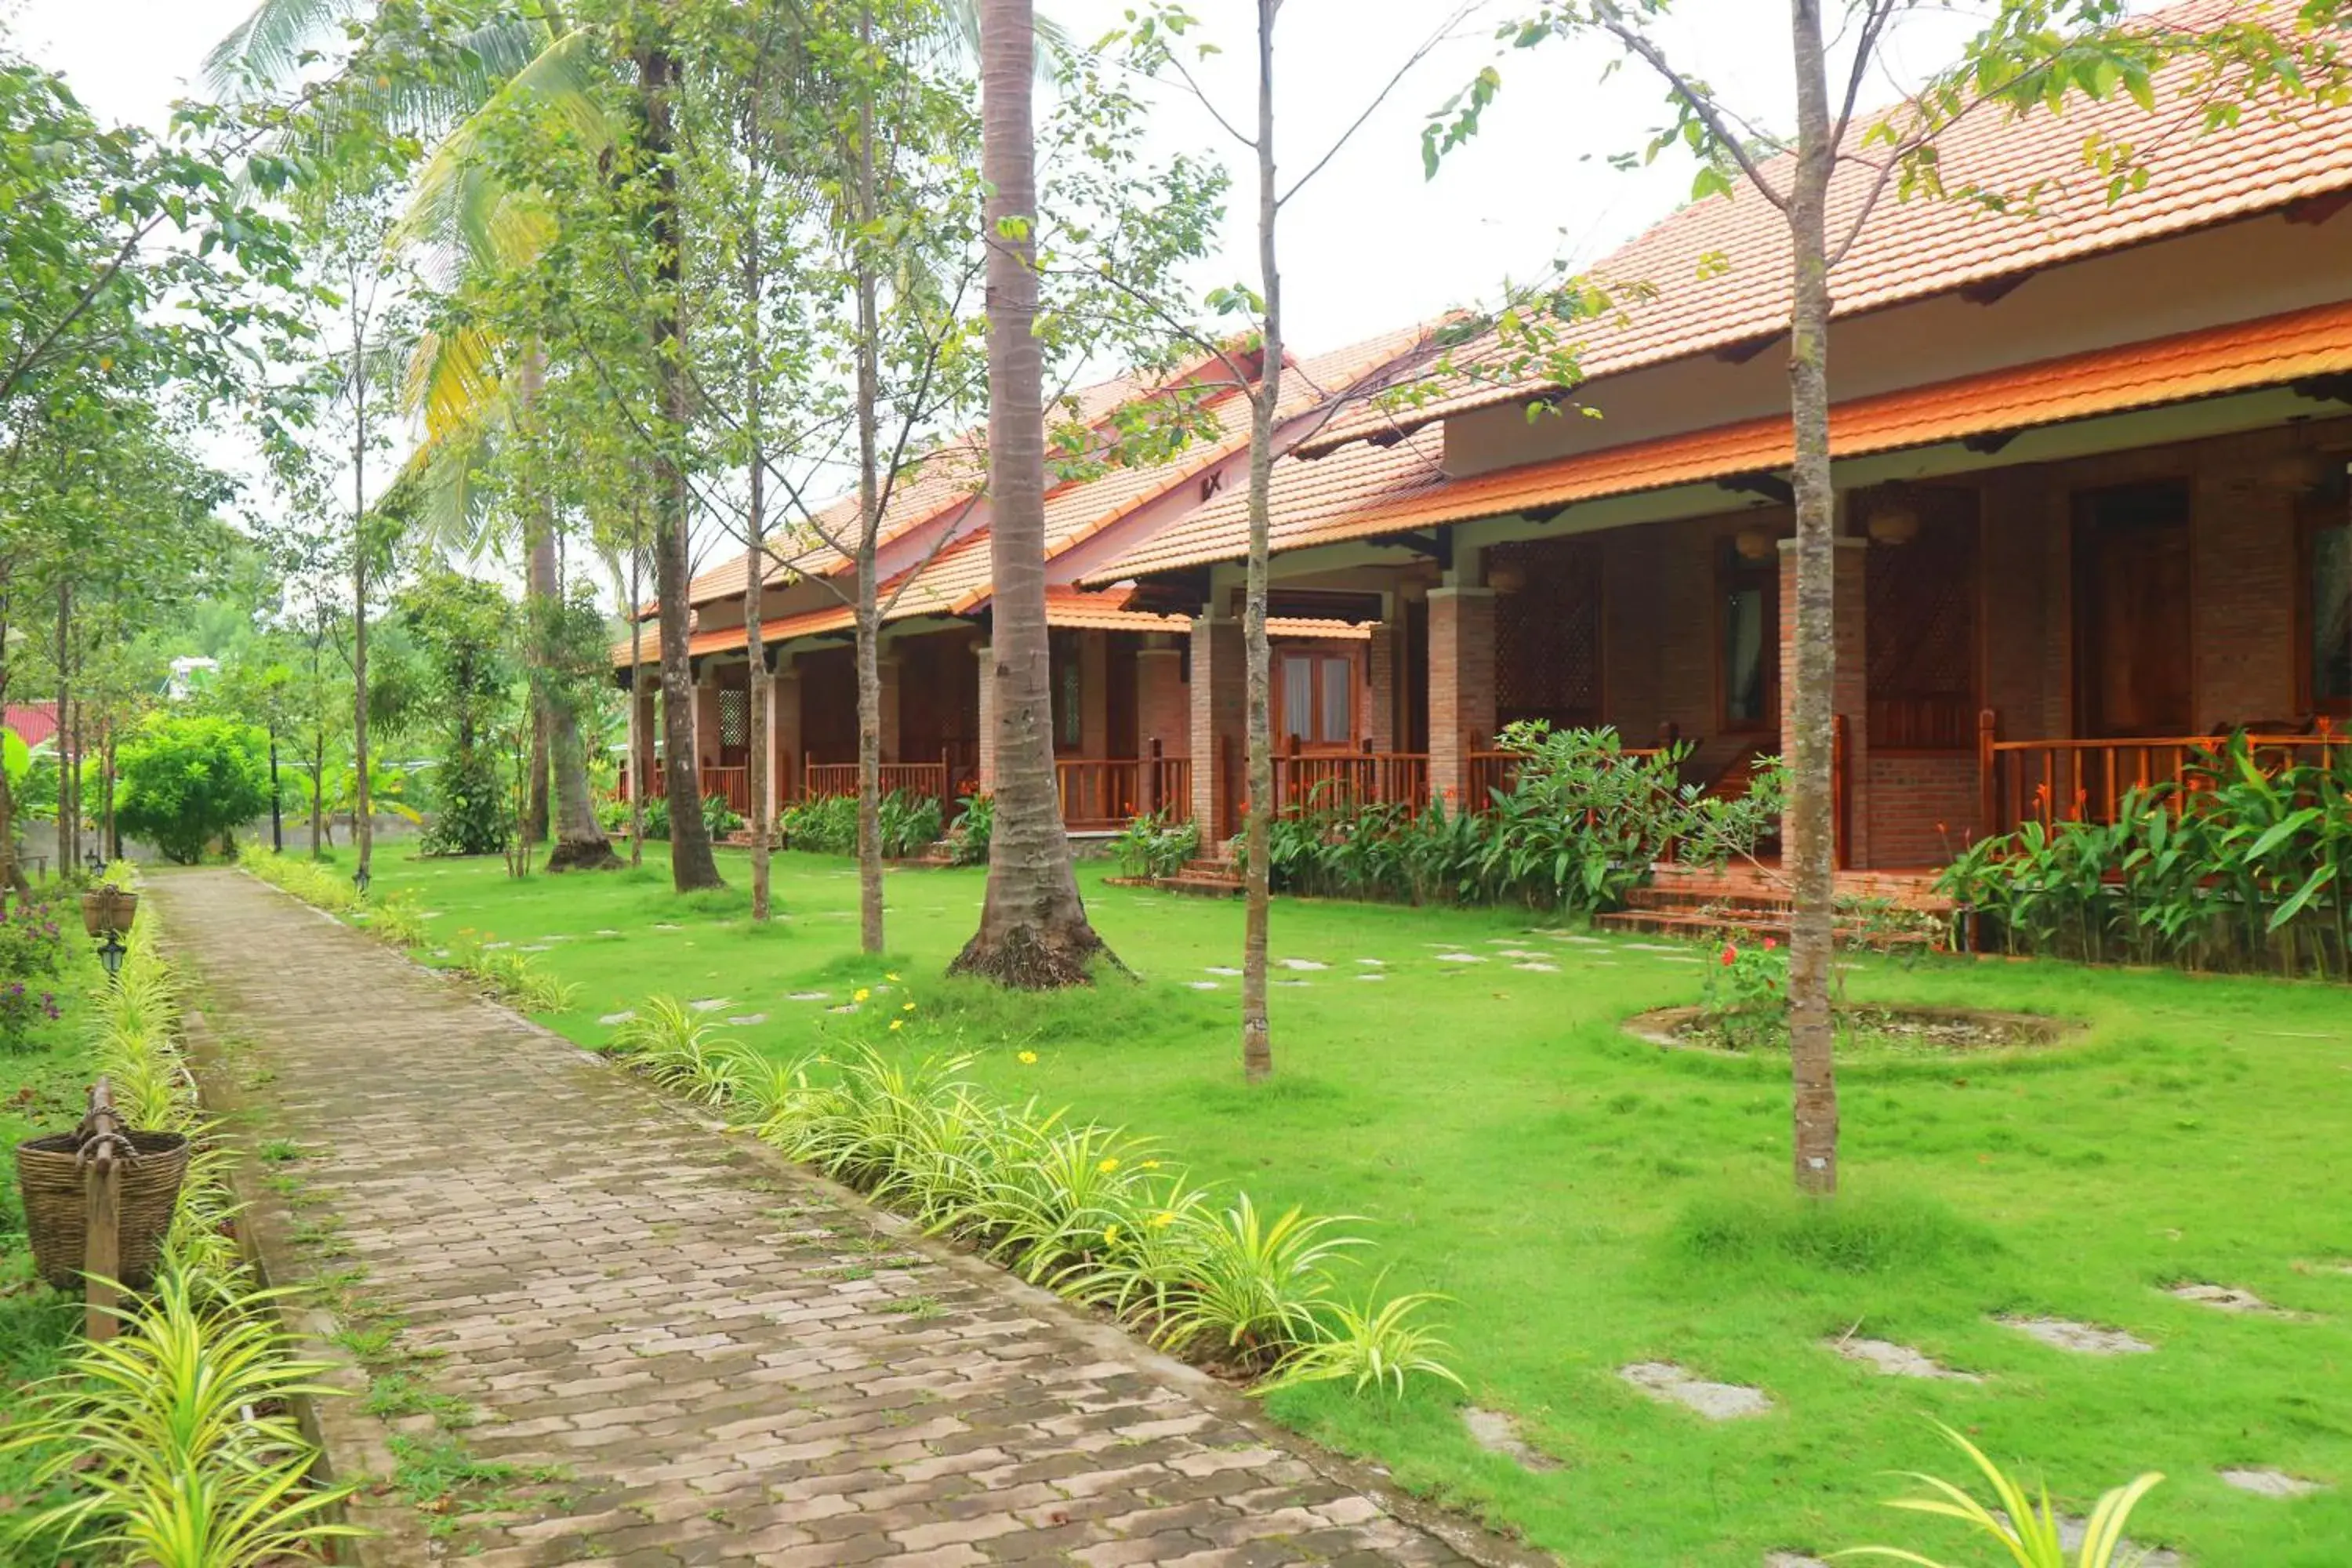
xmin=1181 ymin=856 xmax=1236 ymax=877
xmin=1595 ymin=908 xmax=1936 ymax=946
xmin=1158 ymin=874 xmax=1242 ymax=898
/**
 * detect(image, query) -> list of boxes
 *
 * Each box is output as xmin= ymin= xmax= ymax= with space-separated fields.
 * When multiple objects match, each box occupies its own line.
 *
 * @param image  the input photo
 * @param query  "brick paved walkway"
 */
xmin=154 ymin=870 xmax=1515 ymax=1568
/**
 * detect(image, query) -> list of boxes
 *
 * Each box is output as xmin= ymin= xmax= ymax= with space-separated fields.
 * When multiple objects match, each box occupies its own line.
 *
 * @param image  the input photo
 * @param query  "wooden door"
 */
xmin=1276 ymin=648 xmax=1356 ymax=753
xmin=2074 ymin=483 xmax=2192 ymax=738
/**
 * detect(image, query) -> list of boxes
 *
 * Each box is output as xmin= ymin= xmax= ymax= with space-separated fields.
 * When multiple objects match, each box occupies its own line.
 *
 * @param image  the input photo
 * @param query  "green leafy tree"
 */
xmin=115 ymin=717 xmax=274 ymax=865
xmin=397 ymin=571 xmax=520 ymax=857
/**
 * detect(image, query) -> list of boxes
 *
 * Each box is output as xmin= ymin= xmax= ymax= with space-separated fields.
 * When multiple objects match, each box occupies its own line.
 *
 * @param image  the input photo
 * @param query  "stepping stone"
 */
xmin=787 ymin=992 xmax=829 ymax=1003
xmin=430 ymin=949 xmax=451 ymax=959
xmin=1617 ymin=1361 xmax=1772 ymax=1420
xmin=2171 ymin=1283 xmax=2288 ymax=1316
xmin=1276 ymin=978 xmax=1311 ymax=988
xmin=1354 ymin=957 xmax=1385 ymax=967
xmin=597 ymin=1011 xmax=636 ymax=1026
xmin=1513 ymin=961 xmax=1561 ymax=974
xmin=1657 ymin=956 xmax=1704 ymax=964
xmin=1436 ymin=952 xmax=1485 ymax=964
xmin=1279 ymin=958 xmax=1327 ymax=971
xmin=482 ymin=941 xmax=513 ymax=950
xmin=539 ymin=935 xmax=573 ymax=942
xmin=2219 ymin=1468 xmax=2328 ymax=1498
xmin=1997 ymin=1316 xmax=2154 ymax=1356
xmin=1187 ymin=981 xmax=1220 ymax=991
xmin=1558 ymin=934 xmax=1608 ymax=945
xmin=1824 ymin=1337 xmax=1981 ymax=1381
xmin=725 ymin=1014 xmax=768 ymax=1026
xmin=688 ymin=998 xmax=731 ymax=1012
xmin=1485 ymin=938 xmax=1523 ymax=947
xmin=1355 ymin=975 xmax=1386 ymax=982
xmin=1765 ymin=1556 xmax=1831 ymax=1568
xmin=422 ymin=911 xmax=443 ymax=919
xmin=1624 ymin=942 xmax=1686 ymax=953
xmin=1460 ymin=1406 xmax=1558 ymax=1472
xmin=1206 ymin=966 xmax=1243 ymax=977
xmin=828 ymin=1004 xmax=860 ymax=1015
xmin=518 ymin=944 xmax=551 ymax=953
xmin=652 ymin=923 xmax=682 ymax=931
xmin=594 ymin=928 xmax=622 ymax=936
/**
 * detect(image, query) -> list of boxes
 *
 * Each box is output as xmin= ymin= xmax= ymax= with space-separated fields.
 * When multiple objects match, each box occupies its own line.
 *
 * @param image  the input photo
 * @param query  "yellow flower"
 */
xmin=889 ymin=1018 xmax=903 ymax=1032
xmin=1102 ymin=1224 xmax=1121 ymax=1246
xmin=1151 ymin=1211 xmax=1177 ymax=1229
xmin=886 ymin=971 xmax=902 ymax=982
xmin=853 ymin=988 xmax=871 ymax=1004
xmin=1140 ymin=1160 xmax=1161 ymax=1171
xmin=902 ymin=1001 xmax=916 ymax=1013
xmin=1017 ymin=1051 xmax=1037 ymax=1065
xmin=1097 ymin=1156 xmax=1120 ymax=1174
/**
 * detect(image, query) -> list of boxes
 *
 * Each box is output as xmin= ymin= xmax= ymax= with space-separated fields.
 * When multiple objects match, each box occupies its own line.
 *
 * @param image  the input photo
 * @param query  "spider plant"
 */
xmin=1260 ymin=1283 xmax=1465 ymax=1399
xmin=1149 ymin=1194 xmax=1367 ymax=1359
xmin=1840 ymin=1423 xmax=2164 ymax=1568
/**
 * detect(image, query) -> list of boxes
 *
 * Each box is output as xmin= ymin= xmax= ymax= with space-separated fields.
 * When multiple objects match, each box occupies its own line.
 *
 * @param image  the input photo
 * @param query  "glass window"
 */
xmin=1282 ymin=657 xmax=1315 ymax=743
xmin=1318 ymin=658 xmax=1352 ymax=744
xmin=1723 ymin=582 xmax=1770 ymax=727
xmin=2314 ymin=519 xmax=2352 ymax=712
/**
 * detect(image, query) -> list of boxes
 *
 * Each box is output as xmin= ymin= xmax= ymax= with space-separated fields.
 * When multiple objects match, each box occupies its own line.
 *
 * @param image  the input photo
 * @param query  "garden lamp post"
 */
xmin=96 ymin=931 xmax=126 ymax=982
xmin=83 ymin=846 xmax=103 ymax=877
xmin=352 ymin=864 xmax=370 ymax=897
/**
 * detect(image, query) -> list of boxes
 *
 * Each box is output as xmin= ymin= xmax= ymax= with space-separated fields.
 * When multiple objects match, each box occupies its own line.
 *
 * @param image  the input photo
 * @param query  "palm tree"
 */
xmin=953 ymin=0 xmax=1110 ymax=987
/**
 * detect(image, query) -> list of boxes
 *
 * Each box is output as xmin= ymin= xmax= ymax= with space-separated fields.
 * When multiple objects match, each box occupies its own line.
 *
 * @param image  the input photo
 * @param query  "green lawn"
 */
xmin=340 ymin=845 xmax=2352 ymax=1567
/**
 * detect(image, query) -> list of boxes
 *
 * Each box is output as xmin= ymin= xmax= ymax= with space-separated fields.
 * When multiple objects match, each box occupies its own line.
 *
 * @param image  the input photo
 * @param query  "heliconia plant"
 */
xmin=1940 ymin=736 xmax=2352 ymax=978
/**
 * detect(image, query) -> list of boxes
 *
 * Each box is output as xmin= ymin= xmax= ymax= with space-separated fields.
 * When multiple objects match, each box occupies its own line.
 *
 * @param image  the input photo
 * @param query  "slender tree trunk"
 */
xmin=354 ymin=325 xmax=375 ymax=888
xmin=0 ymin=597 xmax=27 ymax=899
xmin=1784 ymin=0 xmax=1840 ymax=1195
xmin=953 ymin=0 xmax=1112 ymax=987
xmin=851 ymin=6 xmax=887 ymax=957
xmin=100 ymin=719 xmax=113 ymax=862
xmin=269 ymin=730 xmax=282 ymax=855
xmin=520 ymin=354 xmax=620 ymax=875
xmin=54 ymin=582 xmax=70 ymax=874
xmin=641 ymin=38 xmax=724 ymax=892
xmin=1236 ymin=0 xmax=1285 ymax=1083
xmin=628 ymin=532 xmax=645 ymax=869
xmin=745 ymin=291 xmax=774 ymax=924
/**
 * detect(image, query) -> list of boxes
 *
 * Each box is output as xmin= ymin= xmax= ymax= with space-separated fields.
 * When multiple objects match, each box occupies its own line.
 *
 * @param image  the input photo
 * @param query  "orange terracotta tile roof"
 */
xmin=1308 ymin=0 xmax=2352 ymax=456
xmin=1098 ymin=296 xmax=2352 ymax=579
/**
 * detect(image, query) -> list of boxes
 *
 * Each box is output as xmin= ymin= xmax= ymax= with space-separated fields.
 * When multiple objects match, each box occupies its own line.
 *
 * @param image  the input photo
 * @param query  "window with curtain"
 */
xmin=2311 ymin=510 xmax=2352 ymax=713
xmin=1278 ymin=651 xmax=1354 ymax=746
xmin=1721 ymin=559 xmax=1773 ymax=730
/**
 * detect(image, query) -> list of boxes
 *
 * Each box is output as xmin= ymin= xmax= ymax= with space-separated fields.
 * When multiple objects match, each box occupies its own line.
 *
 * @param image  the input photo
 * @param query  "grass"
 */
xmin=327 ymin=844 xmax=2352 ymax=1566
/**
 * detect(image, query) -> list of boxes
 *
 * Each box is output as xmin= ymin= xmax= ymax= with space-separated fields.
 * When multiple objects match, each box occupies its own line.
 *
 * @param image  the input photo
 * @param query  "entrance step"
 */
xmin=1595 ymin=908 xmax=1937 ymax=947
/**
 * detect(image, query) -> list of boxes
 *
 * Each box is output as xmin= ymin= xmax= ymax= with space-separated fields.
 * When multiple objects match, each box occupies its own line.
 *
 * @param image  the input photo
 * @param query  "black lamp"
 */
xmin=96 ymin=931 xmax=126 ymax=982
xmin=353 ymin=864 xmax=371 ymax=896
xmin=83 ymin=847 xmax=103 ymax=876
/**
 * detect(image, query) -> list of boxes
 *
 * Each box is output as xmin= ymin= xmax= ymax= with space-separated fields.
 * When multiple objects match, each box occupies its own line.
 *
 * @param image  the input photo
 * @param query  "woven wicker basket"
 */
xmin=13 ymin=1130 xmax=190 ymax=1290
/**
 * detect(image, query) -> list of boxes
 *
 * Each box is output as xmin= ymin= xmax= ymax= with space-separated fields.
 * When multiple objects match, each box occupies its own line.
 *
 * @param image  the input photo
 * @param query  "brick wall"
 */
xmin=771 ymin=664 xmax=802 ymax=802
xmin=1365 ymin=625 xmax=1397 ymax=751
xmin=1866 ymin=753 xmax=1976 ymax=867
xmin=1779 ymin=537 xmax=1870 ymax=869
xmin=876 ymin=655 xmax=902 ymax=764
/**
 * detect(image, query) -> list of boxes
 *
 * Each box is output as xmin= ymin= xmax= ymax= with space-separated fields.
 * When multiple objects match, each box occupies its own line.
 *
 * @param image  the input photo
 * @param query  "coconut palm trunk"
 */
xmin=952 ymin=0 xmax=1112 ymax=988
xmin=639 ymin=35 xmax=724 ymax=893
xmin=1784 ymin=0 xmax=1840 ymax=1194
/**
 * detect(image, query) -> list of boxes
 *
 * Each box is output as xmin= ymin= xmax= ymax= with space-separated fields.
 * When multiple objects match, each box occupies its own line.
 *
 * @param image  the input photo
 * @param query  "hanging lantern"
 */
xmin=1734 ymin=525 xmax=1778 ymax=561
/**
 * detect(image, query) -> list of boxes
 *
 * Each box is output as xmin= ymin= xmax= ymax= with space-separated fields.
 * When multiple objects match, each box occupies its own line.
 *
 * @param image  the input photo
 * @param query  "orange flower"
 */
xmin=1762 ymin=937 xmax=1777 ymax=952
xmin=1720 ymin=943 xmax=1739 ymax=967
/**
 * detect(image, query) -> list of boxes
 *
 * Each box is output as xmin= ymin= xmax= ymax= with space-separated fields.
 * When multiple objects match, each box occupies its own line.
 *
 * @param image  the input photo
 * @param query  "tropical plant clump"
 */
xmin=1940 ymin=736 xmax=2352 ymax=978
xmin=2 ymin=891 xmax=358 ymax=1565
xmin=1257 ymin=725 xmax=1783 ymax=914
xmin=597 ymin=1011 xmax=1459 ymax=1396
xmin=944 ymin=793 xmax=993 ymax=867
xmin=1110 ymin=811 xmax=1199 ymax=880
xmin=779 ymin=790 xmax=942 ymax=860
xmin=1697 ymin=935 xmax=1788 ymax=1052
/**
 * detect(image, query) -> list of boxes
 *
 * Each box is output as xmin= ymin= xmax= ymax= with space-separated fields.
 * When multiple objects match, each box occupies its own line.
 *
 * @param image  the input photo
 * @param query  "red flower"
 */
xmin=1720 ymin=944 xmax=1738 ymax=967
xmin=1762 ymin=937 xmax=1777 ymax=951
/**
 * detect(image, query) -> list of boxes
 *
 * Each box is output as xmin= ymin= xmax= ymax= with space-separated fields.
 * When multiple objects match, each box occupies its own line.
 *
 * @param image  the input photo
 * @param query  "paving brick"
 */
xmin=152 ymin=869 xmax=1488 ymax=1568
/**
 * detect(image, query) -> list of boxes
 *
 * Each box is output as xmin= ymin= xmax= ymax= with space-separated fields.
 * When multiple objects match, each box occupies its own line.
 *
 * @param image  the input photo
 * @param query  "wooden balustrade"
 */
xmin=1978 ymin=707 xmax=2350 ymax=834
xmin=804 ymin=761 xmax=858 ymax=800
xmin=699 ymin=767 xmax=750 ymax=815
xmin=1057 ymin=759 xmax=1142 ymax=830
xmin=1149 ymin=754 xmax=1193 ymax=823
xmin=1276 ymin=752 xmax=1431 ymax=815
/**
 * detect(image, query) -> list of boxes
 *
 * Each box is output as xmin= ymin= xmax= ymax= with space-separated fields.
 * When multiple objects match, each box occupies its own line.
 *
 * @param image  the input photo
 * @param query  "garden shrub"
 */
xmin=113 ymin=715 xmax=273 ymax=864
xmin=778 ymin=790 xmax=939 ymax=858
xmin=945 ymin=793 xmax=993 ymax=866
xmin=421 ymin=745 xmax=510 ymax=857
xmin=1254 ymin=724 xmax=1783 ymax=915
xmin=0 ymin=890 xmax=67 ymax=1051
xmin=1110 ymin=812 xmax=1198 ymax=879
xmin=701 ymin=792 xmax=745 ymax=843
xmin=1696 ymin=935 xmax=1787 ymax=1051
xmin=1939 ymin=734 xmax=2352 ymax=978
xmin=879 ymin=791 xmax=943 ymax=858
xmin=640 ymin=794 xmax=671 ymax=841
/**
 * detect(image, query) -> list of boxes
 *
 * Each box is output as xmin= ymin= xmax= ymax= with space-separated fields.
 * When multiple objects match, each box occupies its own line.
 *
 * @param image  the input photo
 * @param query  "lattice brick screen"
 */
xmin=718 ymin=688 xmax=750 ymax=750
xmin=1494 ymin=537 xmax=1603 ymax=728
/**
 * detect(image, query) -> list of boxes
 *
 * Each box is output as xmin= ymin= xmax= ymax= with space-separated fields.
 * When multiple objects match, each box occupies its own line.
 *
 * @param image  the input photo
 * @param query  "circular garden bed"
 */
xmin=1626 ymin=1004 xmax=2080 ymax=1058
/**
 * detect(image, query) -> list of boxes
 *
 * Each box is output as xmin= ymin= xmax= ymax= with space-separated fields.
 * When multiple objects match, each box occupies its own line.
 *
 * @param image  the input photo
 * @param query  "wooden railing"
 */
xmin=1276 ymin=751 xmax=1431 ymax=815
xmin=1058 ymin=759 xmax=1142 ymax=830
xmin=1464 ymin=745 xmax=1664 ymax=812
xmin=800 ymin=760 xmax=949 ymax=804
xmin=804 ymin=761 xmax=858 ymax=800
xmin=1146 ymin=750 xmax=1193 ymax=822
xmin=701 ymin=767 xmax=750 ymax=815
xmin=1978 ymin=708 xmax=2350 ymax=833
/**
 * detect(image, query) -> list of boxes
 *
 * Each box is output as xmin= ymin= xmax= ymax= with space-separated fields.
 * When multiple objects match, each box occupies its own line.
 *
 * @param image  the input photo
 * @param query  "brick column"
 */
xmin=1137 ymin=635 xmax=1188 ymax=814
xmin=771 ymin=656 xmax=801 ymax=804
xmin=1365 ymin=622 xmax=1398 ymax=753
xmin=1427 ymin=586 xmax=1496 ymax=812
xmin=1080 ymin=631 xmax=1111 ymax=760
xmin=877 ymin=653 xmax=902 ymax=764
xmin=1189 ymin=615 xmax=1246 ymax=838
xmin=974 ymin=644 xmax=997 ymax=794
xmin=1778 ymin=536 xmax=1869 ymax=869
